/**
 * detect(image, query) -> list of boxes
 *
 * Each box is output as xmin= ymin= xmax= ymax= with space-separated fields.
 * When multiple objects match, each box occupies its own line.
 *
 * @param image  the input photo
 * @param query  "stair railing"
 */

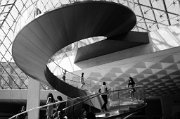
xmin=9 ymin=86 xmax=145 ymax=119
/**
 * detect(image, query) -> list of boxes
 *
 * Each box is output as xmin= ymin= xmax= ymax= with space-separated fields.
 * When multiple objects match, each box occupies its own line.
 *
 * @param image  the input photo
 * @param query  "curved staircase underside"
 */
xmin=12 ymin=1 xmax=147 ymax=111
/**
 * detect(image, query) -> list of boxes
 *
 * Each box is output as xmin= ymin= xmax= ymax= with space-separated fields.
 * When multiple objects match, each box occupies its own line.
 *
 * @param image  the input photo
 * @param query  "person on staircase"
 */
xmin=62 ymin=70 xmax=67 ymax=82
xmin=80 ymin=72 xmax=85 ymax=88
xmin=46 ymin=93 xmax=55 ymax=119
xmin=128 ymin=77 xmax=136 ymax=100
xmin=55 ymin=96 xmax=66 ymax=119
xmin=99 ymin=82 xmax=109 ymax=112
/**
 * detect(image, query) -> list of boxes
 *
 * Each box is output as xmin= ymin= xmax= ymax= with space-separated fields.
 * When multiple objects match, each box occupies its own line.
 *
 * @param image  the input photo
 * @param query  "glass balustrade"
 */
xmin=9 ymin=86 xmax=146 ymax=119
xmin=46 ymin=61 xmax=92 ymax=91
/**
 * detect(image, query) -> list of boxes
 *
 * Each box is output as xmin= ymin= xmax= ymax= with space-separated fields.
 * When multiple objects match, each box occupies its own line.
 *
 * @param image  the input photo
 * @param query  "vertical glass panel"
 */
xmin=168 ymin=14 xmax=180 ymax=25
xmin=3 ymin=37 xmax=11 ymax=49
xmin=151 ymin=0 xmax=166 ymax=10
xmin=4 ymin=52 xmax=12 ymax=61
xmin=165 ymin=0 xmax=180 ymax=14
xmin=15 ymin=0 xmax=24 ymax=11
xmin=169 ymin=25 xmax=180 ymax=39
xmin=158 ymin=28 xmax=179 ymax=47
xmin=153 ymin=9 xmax=169 ymax=26
xmin=6 ymin=14 xmax=14 ymax=27
xmin=139 ymin=0 xmax=150 ymax=6
xmin=11 ymin=6 xmax=19 ymax=19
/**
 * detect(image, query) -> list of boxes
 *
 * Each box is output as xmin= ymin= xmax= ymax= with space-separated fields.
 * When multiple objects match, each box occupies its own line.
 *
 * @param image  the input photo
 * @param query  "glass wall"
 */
xmin=0 ymin=0 xmax=180 ymax=89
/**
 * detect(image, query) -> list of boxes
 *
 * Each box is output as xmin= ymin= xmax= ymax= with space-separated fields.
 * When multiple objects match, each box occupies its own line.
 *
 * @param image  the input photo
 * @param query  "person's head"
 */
xmin=129 ymin=77 xmax=133 ymax=80
xmin=103 ymin=82 xmax=106 ymax=85
xmin=82 ymin=72 xmax=84 ymax=76
xmin=57 ymin=96 xmax=63 ymax=101
xmin=47 ymin=93 xmax=54 ymax=101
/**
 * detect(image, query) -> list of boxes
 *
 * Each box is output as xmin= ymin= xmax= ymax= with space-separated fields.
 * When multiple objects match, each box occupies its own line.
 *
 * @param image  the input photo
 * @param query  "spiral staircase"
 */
xmin=11 ymin=1 xmax=147 ymax=119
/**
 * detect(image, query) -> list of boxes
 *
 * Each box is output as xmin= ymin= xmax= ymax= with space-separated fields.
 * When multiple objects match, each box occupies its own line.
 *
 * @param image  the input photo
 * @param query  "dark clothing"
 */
xmin=46 ymin=97 xmax=55 ymax=119
xmin=62 ymin=70 xmax=66 ymax=82
xmin=128 ymin=80 xmax=135 ymax=87
xmin=62 ymin=75 xmax=66 ymax=81
xmin=57 ymin=102 xmax=65 ymax=111
xmin=101 ymin=95 xmax=108 ymax=111
xmin=87 ymin=112 xmax=96 ymax=119
xmin=99 ymin=84 xmax=109 ymax=111
xmin=56 ymin=102 xmax=66 ymax=118
xmin=128 ymin=78 xmax=136 ymax=98
xmin=128 ymin=78 xmax=136 ymax=92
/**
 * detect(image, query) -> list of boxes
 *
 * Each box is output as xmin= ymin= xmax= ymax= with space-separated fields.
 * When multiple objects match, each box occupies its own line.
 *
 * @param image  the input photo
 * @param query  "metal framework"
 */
xmin=0 ymin=0 xmax=180 ymax=90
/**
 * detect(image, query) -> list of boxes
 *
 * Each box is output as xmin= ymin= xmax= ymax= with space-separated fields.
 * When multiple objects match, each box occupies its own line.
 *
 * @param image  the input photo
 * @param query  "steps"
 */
xmin=95 ymin=101 xmax=146 ymax=119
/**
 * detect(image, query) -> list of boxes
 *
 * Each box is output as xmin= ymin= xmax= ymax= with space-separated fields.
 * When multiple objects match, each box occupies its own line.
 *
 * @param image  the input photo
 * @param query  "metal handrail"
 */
xmin=63 ymin=86 xmax=144 ymax=111
xmin=9 ymin=86 xmax=144 ymax=119
xmin=8 ymin=91 xmax=98 ymax=119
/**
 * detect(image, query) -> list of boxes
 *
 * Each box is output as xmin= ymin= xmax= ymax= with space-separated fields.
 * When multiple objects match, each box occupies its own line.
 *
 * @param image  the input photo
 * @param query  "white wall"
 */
xmin=0 ymin=89 xmax=67 ymax=101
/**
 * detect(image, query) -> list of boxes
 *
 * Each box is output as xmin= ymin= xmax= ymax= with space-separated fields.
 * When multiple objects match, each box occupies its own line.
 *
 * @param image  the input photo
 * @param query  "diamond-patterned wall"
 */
xmin=72 ymin=50 xmax=180 ymax=98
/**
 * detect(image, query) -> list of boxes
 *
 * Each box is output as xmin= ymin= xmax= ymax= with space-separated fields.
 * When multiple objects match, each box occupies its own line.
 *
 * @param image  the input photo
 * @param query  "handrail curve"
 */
xmin=9 ymin=86 xmax=144 ymax=119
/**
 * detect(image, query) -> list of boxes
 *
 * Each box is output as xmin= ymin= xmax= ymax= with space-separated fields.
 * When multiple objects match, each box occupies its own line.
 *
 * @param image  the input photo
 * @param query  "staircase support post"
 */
xmin=27 ymin=78 xmax=40 ymax=119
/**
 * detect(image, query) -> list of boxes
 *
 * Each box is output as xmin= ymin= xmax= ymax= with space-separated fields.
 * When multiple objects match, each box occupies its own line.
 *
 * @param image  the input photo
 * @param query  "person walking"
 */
xmin=80 ymin=73 xmax=85 ymax=88
xmin=62 ymin=70 xmax=67 ymax=82
xmin=128 ymin=77 xmax=136 ymax=99
xmin=99 ymin=82 xmax=109 ymax=112
xmin=46 ymin=93 xmax=55 ymax=119
xmin=56 ymin=96 xmax=66 ymax=119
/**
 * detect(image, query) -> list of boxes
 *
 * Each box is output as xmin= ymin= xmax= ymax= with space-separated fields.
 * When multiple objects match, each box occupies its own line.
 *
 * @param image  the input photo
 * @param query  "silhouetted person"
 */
xmin=56 ymin=96 xmax=66 ymax=119
xmin=46 ymin=93 xmax=55 ymax=119
xmin=99 ymin=82 xmax=109 ymax=111
xmin=128 ymin=77 xmax=136 ymax=99
xmin=34 ymin=7 xmax=41 ymax=17
xmin=34 ymin=3 xmax=41 ymax=18
xmin=62 ymin=70 xmax=67 ymax=82
xmin=81 ymin=73 xmax=85 ymax=88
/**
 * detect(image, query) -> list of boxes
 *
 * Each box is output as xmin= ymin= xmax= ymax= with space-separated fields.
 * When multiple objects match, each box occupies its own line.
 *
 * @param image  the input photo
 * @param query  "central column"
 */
xmin=27 ymin=78 xmax=40 ymax=119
